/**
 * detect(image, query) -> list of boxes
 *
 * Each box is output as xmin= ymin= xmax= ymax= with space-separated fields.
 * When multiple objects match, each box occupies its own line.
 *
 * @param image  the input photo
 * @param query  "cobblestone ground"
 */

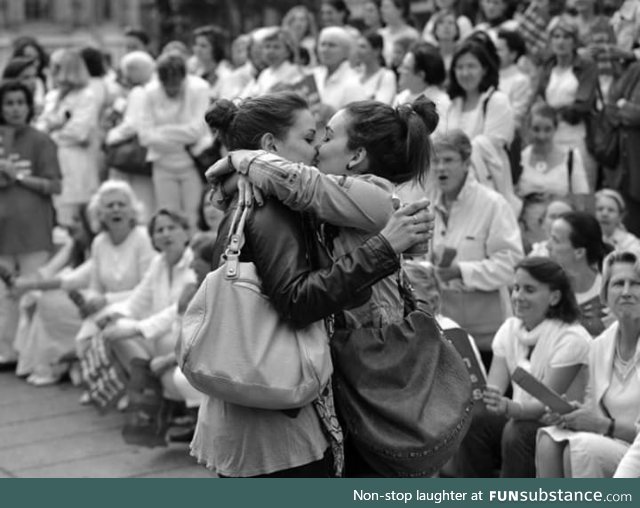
xmin=0 ymin=372 xmax=214 ymax=478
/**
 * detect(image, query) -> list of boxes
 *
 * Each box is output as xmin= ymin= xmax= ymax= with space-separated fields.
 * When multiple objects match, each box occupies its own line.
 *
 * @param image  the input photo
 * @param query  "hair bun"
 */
xmin=410 ymin=96 xmax=439 ymax=135
xmin=205 ymin=99 xmax=238 ymax=133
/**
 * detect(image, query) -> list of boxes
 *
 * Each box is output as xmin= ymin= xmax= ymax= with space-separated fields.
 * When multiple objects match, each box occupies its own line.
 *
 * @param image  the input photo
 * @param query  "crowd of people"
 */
xmin=0 ymin=0 xmax=640 ymax=478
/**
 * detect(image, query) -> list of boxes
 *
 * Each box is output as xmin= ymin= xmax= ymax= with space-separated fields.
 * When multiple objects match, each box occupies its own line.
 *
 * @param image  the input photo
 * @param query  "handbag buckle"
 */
xmin=225 ymin=233 xmax=241 ymax=279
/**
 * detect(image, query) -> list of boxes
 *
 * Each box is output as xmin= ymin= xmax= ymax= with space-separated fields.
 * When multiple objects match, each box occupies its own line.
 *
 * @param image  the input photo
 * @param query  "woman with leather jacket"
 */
xmin=191 ymin=92 xmax=433 ymax=478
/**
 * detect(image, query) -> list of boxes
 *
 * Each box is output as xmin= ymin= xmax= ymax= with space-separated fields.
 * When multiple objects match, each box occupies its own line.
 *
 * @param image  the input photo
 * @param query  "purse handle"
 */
xmin=224 ymin=205 xmax=250 ymax=280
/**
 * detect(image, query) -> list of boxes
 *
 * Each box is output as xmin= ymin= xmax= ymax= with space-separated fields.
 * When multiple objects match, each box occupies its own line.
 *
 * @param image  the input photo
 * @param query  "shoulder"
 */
xmin=131 ymin=226 xmax=153 ymax=246
xmin=468 ymin=179 xmax=510 ymax=208
xmin=22 ymin=126 xmax=55 ymax=146
xmin=350 ymin=174 xmax=395 ymax=194
xmin=485 ymin=89 xmax=511 ymax=108
xmin=592 ymin=321 xmax=619 ymax=350
xmin=555 ymin=321 xmax=592 ymax=344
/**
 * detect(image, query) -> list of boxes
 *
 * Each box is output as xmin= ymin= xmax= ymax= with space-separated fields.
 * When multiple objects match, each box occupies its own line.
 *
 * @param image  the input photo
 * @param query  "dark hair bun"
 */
xmin=205 ymin=99 xmax=238 ymax=133
xmin=410 ymin=96 xmax=439 ymax=135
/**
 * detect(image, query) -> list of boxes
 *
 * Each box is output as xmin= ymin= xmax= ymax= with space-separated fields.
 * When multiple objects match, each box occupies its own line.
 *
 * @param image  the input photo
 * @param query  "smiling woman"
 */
xmin=456 ymin=257 xmax=590 ymax=478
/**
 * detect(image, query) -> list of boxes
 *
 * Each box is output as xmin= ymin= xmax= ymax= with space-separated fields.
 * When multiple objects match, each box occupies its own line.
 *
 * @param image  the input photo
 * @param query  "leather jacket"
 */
xmin=211 ymin=199 xmax=400 ymax=329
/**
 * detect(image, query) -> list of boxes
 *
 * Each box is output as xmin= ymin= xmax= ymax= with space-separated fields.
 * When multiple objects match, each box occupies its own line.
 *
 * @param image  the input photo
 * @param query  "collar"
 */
xmin=322 ymin=61 xmax=352 ymax=83
xmin=169 ymin=247 xmax=194 ymax=272
xmin=434 ymin=172 xmax=477 ymax=214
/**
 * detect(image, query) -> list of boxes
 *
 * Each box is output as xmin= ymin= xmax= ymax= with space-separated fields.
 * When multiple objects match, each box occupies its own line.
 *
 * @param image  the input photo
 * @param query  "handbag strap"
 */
xmin=224 ymin=205 xmax=250 ymax=280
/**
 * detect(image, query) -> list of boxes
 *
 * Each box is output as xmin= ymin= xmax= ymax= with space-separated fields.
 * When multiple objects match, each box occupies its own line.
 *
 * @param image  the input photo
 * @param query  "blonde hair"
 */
xmin=89 ymin=180 xmax=144 ymax=231
xmin=282 ymin=5 xmax=318 ymax=41
xmin=50 ymin=48 xmax=90 ymax=90
xmin=600 ymin=250 xmax=640 ymax=303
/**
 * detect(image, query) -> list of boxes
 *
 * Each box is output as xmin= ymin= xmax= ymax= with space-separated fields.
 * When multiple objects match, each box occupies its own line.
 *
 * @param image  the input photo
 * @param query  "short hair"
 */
xmin=529 ymin=102 xmax=558 ymax=127
xmin=89 ymin=180 xmax=144 ymax=231
xmin=432 ymin=129 xmax=472 ymax=161
xmin=80 ymin=46 xmax=106 ymax=77
xmin=193 ymin=25 xmax=228 ymax=63
xmin=50 ymin=48 xmax=90 ymax=90
xmin=124 ymin=27 xmax=150 ymax=47
xmin=319 ymin=26 xmax=355 ymax=56
xmin=156 ymin=52 xmax=187 ymax=83
xmin=559 ymin=211 xmax=611 ymax=270
xmin=263 ymin=28 xmax=299 ymax=63
xmin=344 ymin=96 xmax=439 ymax=184
xmin=120 ymin=50 xmax=156 ymax=85
xmin=409 ymin=42 xmax=446 ymax=87
xmin=548 ymin=14 xmax=582 ymax=48
xmin=516 ymin=257 xmax=581 ymax=324
xmin=0 ymin=80 xmax=35 ymax=124
xmin=206 ymin=92 xmax=309 ymax=150
xmin=600 ymin=250 xmax=640 ymax=303
xmin=497 ymin=29 xmax=527 ymax=61
xmin=148 ymin=208 xmax=190 ymax=251
xmin=448 ymin=40 xmax=499 ymax=100
xmin=595 ymin=189 xmax=626 ymax=216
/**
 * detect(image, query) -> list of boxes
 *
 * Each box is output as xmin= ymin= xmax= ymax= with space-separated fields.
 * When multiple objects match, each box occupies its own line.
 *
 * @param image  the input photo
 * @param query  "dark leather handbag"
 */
xmin=331 ymin=309 xmax=474 ymax=477
xmin=105 ymin=135 xmax=151 ymax=176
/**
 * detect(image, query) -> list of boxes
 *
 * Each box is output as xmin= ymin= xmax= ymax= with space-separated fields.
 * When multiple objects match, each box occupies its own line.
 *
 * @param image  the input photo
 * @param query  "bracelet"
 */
xmin=605 ymin=418 xmax=615 ymax=438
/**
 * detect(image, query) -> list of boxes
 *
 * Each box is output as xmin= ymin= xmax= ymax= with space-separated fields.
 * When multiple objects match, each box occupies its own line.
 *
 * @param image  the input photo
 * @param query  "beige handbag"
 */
xmin=178 ymin=205 xmax=332 ymax=410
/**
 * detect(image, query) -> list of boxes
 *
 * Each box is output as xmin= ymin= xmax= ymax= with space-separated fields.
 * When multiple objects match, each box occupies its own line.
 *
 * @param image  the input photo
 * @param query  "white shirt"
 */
xmin=114 ymin=248 xmax=196 ymax=342
xmin=517 ymin=146 xmax=589 ymax=197
xmin=499 ymin=65 xmax=533 ymax=128
xmin=394 ymin=85 xmax=451 ymax=131
xmin=359 ymin=67 xmax=397 ymax=105
xmin=247 ymin=61 xmax=303 ymax=97
xmin=313 ymin=61 xmax=369 ymax=111
xmin=493 ymin=317 xmax=591 ymax=405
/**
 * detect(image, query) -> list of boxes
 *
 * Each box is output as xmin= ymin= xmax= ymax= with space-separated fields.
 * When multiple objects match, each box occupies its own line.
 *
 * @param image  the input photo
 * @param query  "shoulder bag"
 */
xmin=178 ymin=205 xmax=332 ymax=410
xmin=331 ymin=282 xmax=474 ymax=477
xmin=105 ymin=135 xmax=151 ymax=176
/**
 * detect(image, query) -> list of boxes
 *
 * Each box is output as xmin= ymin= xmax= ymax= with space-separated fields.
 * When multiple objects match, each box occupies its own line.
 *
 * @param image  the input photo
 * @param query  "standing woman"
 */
xmin=356 ymin=32 xmax=397 ymax=105
xmin=10 ymin=36 xmax=48 ymax=115
xmin=0 ymin=80 xmax=61 ymax=367
xmin=422 ymin=0 xmax=473 ymax=44
xmin=138 ymin=52 xmax=211 ymax=230
xmin=548 ymin=211 xmax=612 ymax=337
xmin=282 ymin=5 xmax=319 ymax=67
xmin=537 ymin=251 xmax=640 ymax=478
xmin=379 ymin=0 xmax=420 ymax=67
xmin=442 ymin=40 xmax=516 ymax=206
xmin=37 ymin=48 xmax=100 ymax=228
xmin=536 ymin=15 xmax=599 ymax=192
xmin=191 ymin=25 xmax=230 ymax=101
xmin=594 ymin=189 xmax=640 ymax=255
xmin=395 ymin=42 xmax=450 ymax=120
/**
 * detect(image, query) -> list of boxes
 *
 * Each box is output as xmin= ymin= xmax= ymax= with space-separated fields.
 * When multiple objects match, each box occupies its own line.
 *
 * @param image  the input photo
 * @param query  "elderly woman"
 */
xmin=424 ymin=130 xmax=523 ymax=362
xmin=536 ymin=15 xmax=599 ymax=192
xmin=537 ymin=251 xmax=640 ymax=478
xmin=36 ymin=49 xmax=100 ymax=227
xmin=548 ymin=211 xmax=612 ymax=337
xmin=139 ymin=52 xmax=212 ymax=230
xmin=595 ymin=189 xmax=640 ymax=255
xmin=0 ymin=80 xmax=61 ymax=368
xmin=75 ymin=181 xmax=154 ymax=404
xmin=102 ymin=209 xmax=195 ymax=386
xmin=106 ymin=51 xmax=156 ymax=221
xmin=313 ymin=27 xmax=368 ymax=115
xmin=458 ymin=256 xmax=591 ymax=477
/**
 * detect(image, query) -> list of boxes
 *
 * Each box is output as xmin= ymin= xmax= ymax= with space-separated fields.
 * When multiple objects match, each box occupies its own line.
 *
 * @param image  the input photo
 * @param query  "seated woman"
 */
xmin=75 ymin=181 xmax=155 ymax=405
xmin=457 ymin=257 xmax=591 ymax=477
xmin=102 ymin=209 xmax=196 ymax=384
xmin=10 ymin=205 xmax=95 ymax=385
xmin=529 ymin=198 xmax=574 ymax=258
xmin=548 ymin=211 xmax=613 ymax=337
xmin=594 ymin=189 xmax=640 ymax=256
xmin=537 ymin=251 xmax=640 ymax=478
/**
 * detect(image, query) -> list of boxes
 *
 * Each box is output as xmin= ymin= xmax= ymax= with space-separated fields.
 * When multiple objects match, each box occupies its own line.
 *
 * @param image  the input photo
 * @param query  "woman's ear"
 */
xmin=259 ymin=132 xmax=278 ymax=153
xmin=549 ymin=289 xmax=561 ymax=308
xmin=346 ymin=147 xmax=368 ymax=171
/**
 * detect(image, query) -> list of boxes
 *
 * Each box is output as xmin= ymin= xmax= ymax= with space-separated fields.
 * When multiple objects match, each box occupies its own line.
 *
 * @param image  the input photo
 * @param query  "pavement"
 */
xmin=0 ymin=371 xmax=215 ymax=478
